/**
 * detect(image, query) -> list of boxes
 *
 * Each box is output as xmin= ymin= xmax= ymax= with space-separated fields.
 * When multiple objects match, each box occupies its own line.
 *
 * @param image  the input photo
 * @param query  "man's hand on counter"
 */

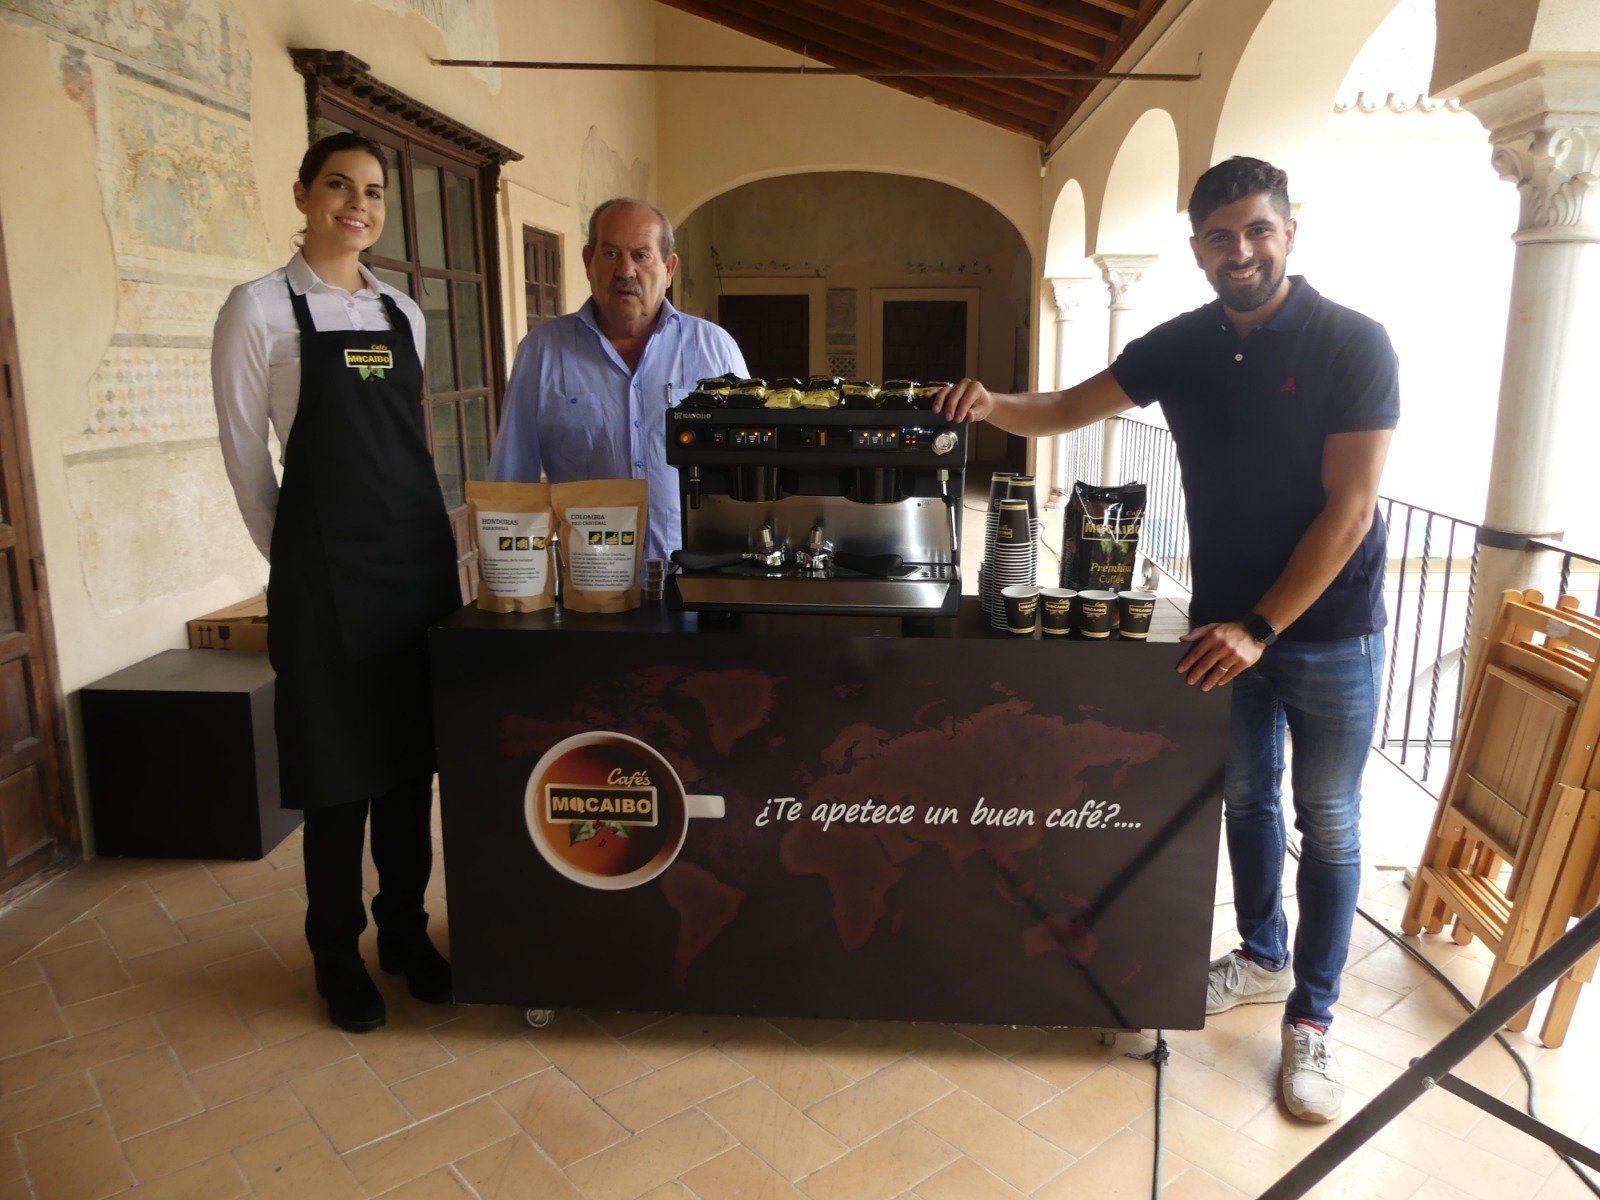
xmin=1177 ymin=621 xmax=1264 ymax=692
xmin=933 ymin=379 xmax=997 ymax=424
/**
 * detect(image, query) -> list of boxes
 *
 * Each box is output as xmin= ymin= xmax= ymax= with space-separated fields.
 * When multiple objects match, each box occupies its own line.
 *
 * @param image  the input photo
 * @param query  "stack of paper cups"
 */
xmin=981 ymin=474 xmax=1038 ymax=630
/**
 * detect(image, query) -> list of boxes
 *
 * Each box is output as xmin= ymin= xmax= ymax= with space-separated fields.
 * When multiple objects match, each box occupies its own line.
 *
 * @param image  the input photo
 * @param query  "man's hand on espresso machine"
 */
xmin=933 ymin=379 xmax=997 ymax=424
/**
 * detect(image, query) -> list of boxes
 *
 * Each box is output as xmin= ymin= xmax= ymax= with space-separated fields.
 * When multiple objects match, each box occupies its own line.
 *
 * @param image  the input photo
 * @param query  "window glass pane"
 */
xmin=431 ymin=403 xmax=464 ymax=509
xmin=370 ymin=266 xmax=411 ymax=297
xmin=453 ymin=281 xmax=485 ymax=391
xmin=371 ymin=143 xmax=408 ymax=262
xmin=313 ymin=116 xmax=352 ymax=140
xmin=412 ymin=162 xmax=446 ymax=268
xmin=445 ymin=171 xmax=479 ymax=272
xmin=419 ymin=276 xmax=456 ymax=393
xmin=463 ymin=395 xmax=490 ymax=482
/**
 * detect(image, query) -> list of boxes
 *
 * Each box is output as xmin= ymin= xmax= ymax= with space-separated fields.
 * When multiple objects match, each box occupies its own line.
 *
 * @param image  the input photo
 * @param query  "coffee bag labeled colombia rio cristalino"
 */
xmin=1060 ymin=480 xmax=1146 ymax=593
xmin=551 ymin=478 xmax=648 ymax=613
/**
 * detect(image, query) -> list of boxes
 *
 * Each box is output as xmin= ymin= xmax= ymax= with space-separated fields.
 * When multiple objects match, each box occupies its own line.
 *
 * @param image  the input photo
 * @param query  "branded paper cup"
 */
xmin=1040 ymin=587 xmax=1076 ymax=636
xmin=1002 ymin=584 xmax=1040 ymax=636
xmin=1077 ymin=590 xmax=1117 ymax=639
xmin=1117 ymin=590 xmax=1158 ymax=639
xmin=524 ymin=731 xmax=725 ymax=890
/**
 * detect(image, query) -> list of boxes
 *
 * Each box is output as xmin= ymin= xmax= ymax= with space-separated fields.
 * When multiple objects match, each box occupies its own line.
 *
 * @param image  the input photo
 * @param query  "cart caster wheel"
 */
xmin=1097 ymin=1029 xmax=1117 ymax=1047
xmin=525 ymin=1008 xmax=555 ymax=1029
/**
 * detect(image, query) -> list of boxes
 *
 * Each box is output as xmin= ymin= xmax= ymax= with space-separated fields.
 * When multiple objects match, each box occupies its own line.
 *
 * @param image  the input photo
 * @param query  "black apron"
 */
xmin=267 ymin=283 xmax=460 ymax=810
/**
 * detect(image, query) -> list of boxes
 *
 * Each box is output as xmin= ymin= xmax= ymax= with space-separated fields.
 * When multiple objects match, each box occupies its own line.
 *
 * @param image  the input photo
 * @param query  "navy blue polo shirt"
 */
xmin=1109 ymin=277 xmax=1399 ymax=642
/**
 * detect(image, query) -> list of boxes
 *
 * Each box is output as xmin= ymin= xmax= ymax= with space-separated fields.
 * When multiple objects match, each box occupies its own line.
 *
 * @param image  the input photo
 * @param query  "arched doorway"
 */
xmin=674 ymin=171 xmax=1034 ymax=472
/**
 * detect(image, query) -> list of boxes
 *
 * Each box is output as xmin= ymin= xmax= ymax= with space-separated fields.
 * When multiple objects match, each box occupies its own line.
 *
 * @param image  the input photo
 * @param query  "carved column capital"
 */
xmin=1458 ymin=60 xmax=1600 ymax=243
xmin=1489 ymin=125 xmax=1600 ymax=242
xmin=1093 ymin=254 xmax=1157 ymax=310
xmin=1045 ymin=276 xmax=1096 ymax=322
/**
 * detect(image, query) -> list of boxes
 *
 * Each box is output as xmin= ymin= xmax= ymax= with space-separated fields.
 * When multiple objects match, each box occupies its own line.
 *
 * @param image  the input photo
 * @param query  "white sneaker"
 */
xmin=1280 ymin=1022 xmax=1343 ymax=1123
xmin=1205 ymin=950 xmax=1292 ymax=1015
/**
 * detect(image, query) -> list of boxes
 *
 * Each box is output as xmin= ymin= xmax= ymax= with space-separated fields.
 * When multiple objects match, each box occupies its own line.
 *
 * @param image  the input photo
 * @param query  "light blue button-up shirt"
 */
xmin=489 ymin=298 xmax=747 ymax=567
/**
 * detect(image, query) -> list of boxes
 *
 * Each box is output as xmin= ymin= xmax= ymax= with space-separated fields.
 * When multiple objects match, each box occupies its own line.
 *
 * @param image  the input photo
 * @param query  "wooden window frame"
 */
xmin=522 ymin=224 xmax=563 ymax=334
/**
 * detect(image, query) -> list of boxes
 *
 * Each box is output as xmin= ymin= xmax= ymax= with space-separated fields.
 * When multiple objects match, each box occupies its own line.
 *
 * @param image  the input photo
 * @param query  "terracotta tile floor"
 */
xmin=2 ymin=770 xmax=1598 ymax=1200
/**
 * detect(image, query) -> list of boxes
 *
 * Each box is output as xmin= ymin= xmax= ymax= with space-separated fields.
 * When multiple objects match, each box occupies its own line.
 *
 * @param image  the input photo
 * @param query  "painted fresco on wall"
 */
xmin=578 ymin=126 xmax=652 ymax=247
xmin=109 ymin=79 xmax=265 ymax=262
xmin=0 ymin=0 xmax=249 ymax=111
xmin=358 ymin=0 xmax=501 ymax=89
xmin=3 ymin=0 xmax=271 ymax=611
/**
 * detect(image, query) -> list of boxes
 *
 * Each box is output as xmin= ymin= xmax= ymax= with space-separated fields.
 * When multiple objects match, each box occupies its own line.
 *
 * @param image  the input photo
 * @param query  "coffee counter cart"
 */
xmin=430 ymin=596 xmax=1230 ymax=1032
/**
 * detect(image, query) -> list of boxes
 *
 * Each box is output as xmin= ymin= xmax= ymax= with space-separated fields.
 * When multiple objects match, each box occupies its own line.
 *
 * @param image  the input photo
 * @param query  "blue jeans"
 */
xmin=1224 ymin=631 xmax=1383 ymax=1028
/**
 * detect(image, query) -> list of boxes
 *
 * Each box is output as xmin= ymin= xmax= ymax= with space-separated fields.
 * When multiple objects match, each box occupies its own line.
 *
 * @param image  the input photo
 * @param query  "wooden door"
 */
xmin=0 ymin=212 xmax=74 ymax=895
xmin=717 ymin=294 xmax=808 ymax=380
xmin=881 ymin=299 xmax=968 ymax=381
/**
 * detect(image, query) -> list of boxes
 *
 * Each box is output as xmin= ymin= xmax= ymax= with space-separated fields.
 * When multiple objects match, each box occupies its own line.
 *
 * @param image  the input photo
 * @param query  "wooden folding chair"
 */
xmin=1523 ymin=596 xmax=1600 ymax=1046
xmin=1400 ymin=590 xmax=1600 ymax=1043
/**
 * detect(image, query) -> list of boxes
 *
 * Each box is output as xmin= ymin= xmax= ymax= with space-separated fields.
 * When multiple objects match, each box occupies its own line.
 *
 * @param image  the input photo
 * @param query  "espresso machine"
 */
xmin=664 ymin=385 xmax=969 ymax=617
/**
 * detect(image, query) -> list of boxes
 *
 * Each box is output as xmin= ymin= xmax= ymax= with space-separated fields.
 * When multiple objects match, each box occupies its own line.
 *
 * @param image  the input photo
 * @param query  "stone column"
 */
xmin=1457 ymin=64 xmax=1600 ymax=647
xmin=1092 ymin=254 xmax=1157 ymax=487
xmin=1045 ymin=276 xmax=1096 ymax=502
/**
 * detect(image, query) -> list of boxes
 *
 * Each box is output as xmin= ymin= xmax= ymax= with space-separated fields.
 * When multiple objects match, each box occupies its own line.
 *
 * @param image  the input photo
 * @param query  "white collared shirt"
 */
xmin=210 ymin=252 xmax=426 ymax=557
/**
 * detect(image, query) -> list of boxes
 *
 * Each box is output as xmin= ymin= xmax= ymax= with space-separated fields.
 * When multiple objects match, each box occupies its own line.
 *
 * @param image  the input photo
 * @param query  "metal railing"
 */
xmin=1058 ymin=417 xmax=1502 ymax=798
xmin=1541 ymin=537 xmax=1600 ymax=619
xmin=1120 ymin=418 xmax=1193 ymax=592
xmin=1376 ymin=499 xmax=1481 ymax=795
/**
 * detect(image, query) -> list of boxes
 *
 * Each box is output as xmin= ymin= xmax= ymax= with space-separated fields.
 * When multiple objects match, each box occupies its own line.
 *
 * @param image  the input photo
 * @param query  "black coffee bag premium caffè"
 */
xmin=1060 ymin=481 xmax=1146 ymax=593
xmin=551 ymin=479 xmax=648 ymax=613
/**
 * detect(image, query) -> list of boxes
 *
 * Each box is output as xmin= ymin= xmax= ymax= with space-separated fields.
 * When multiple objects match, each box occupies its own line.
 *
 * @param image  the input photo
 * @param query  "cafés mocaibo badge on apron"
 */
xmin=344 ymin=343 xmax=394 ymax=380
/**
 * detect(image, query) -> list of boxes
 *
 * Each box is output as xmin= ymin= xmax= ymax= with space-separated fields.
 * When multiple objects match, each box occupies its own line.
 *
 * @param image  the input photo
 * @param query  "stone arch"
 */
xmin=672 ymin=165 xmax=1038 ymax=261
xmin=1209 ymin=0 xmax=1403 ymax=200
xmin=1044 ymin=179 xmax=1088 ymax=276
xmin=1094 ymin=108 xmax=1182 ymax=255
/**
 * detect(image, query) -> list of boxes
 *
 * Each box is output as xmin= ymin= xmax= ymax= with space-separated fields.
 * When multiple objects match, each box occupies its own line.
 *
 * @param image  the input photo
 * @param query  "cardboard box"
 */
xmin=188 ymin=595 xmax=269 ymax=652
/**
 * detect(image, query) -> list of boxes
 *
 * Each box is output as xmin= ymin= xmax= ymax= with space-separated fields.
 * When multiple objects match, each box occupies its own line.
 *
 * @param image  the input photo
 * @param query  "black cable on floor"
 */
xmin=1122 ymin=1030 xmax=1170 ymax=1200
xmin=1282 ymin=840 xmax=1600 ymax=1198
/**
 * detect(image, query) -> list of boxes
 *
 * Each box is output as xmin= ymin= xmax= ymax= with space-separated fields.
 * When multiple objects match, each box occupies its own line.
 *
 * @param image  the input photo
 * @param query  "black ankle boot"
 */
xmin=314 ymin=959 xmax=386 ymax=1033
xmin=377 ymin=933 xmax=453 ymax=1004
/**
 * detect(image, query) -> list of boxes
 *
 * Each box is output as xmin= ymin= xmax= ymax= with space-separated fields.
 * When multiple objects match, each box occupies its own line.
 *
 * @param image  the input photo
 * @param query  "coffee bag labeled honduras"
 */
xmin=1060 ymin=480 xmax=1147 ymax=593
xmin=468 ymin=481 xmax=555 ymax=613
xmin=552 ymin=479 xmax=648 ymax=613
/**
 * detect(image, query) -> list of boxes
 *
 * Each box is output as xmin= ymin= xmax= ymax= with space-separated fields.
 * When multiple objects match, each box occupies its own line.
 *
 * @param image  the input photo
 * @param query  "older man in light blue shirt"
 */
xmin=489 ymin=197 xmax=746 ymax=566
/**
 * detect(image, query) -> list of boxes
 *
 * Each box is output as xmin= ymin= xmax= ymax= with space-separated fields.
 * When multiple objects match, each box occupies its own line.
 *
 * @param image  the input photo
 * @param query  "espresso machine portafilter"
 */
xmin=664 ymin=389 xmax=968 ymax=617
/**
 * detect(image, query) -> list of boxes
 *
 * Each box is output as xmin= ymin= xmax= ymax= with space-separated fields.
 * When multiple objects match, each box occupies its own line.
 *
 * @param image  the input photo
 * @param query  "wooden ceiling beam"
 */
xmin=848 ymin=0 xmax=1096 ymax=74
xmin=912 ymin=0 xmax=1105 ymax=61
xmin=658 ymin=0 xmax=1046 ymax=138
xmin=756 ymin=0 xmax=1063 ymax=122
xmin=801 ymin=0 xmax=1076 ymax=96
xmin=1078 ymin=0 xmax=1139 ymax=16
xmin=1043 ymin=0 xmax=1169 ymax=141
xmin=686 ymin=0 xmax=1057 ymax=129
xmin=985 ymin=0 xmax=1121 ymax=42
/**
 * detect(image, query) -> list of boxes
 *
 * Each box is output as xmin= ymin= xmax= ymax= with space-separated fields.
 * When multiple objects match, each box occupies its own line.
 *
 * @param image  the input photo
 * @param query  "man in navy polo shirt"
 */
xmin=936 ymin=157 xmax=1397 ymax=1123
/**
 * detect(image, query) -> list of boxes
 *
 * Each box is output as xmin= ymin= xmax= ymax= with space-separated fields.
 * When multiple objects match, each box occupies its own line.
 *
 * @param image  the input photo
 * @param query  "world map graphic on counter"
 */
xmin=499 ymin=666 xmax=1178 ymax=990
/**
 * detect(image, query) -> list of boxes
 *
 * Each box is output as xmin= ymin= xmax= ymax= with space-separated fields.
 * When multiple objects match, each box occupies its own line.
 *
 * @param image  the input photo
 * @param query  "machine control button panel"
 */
xmin=668 ymin=419 xmax=959 ymax=454
xmin=852 ymin=429 xmax=902 ymax=449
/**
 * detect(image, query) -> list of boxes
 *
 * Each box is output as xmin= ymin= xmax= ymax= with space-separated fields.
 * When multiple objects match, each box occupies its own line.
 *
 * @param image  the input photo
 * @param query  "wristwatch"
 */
xmin=1243 ymin=612 xmax=1279 ymax=647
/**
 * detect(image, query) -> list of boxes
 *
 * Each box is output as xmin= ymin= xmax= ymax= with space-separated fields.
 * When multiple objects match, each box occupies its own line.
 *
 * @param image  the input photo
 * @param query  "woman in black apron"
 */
xmin=211 ymin=133 xmax=460 ymax=1032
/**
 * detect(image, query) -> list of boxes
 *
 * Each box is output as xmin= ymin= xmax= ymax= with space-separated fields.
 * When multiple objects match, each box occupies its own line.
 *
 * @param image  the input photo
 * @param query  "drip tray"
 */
xmin=672 ymin=565 xmax=958 ymax=615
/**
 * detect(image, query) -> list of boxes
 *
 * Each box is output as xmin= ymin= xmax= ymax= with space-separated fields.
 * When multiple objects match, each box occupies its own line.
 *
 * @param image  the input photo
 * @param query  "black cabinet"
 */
xmin=81 ymin=650 xmax=299 ymax=859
